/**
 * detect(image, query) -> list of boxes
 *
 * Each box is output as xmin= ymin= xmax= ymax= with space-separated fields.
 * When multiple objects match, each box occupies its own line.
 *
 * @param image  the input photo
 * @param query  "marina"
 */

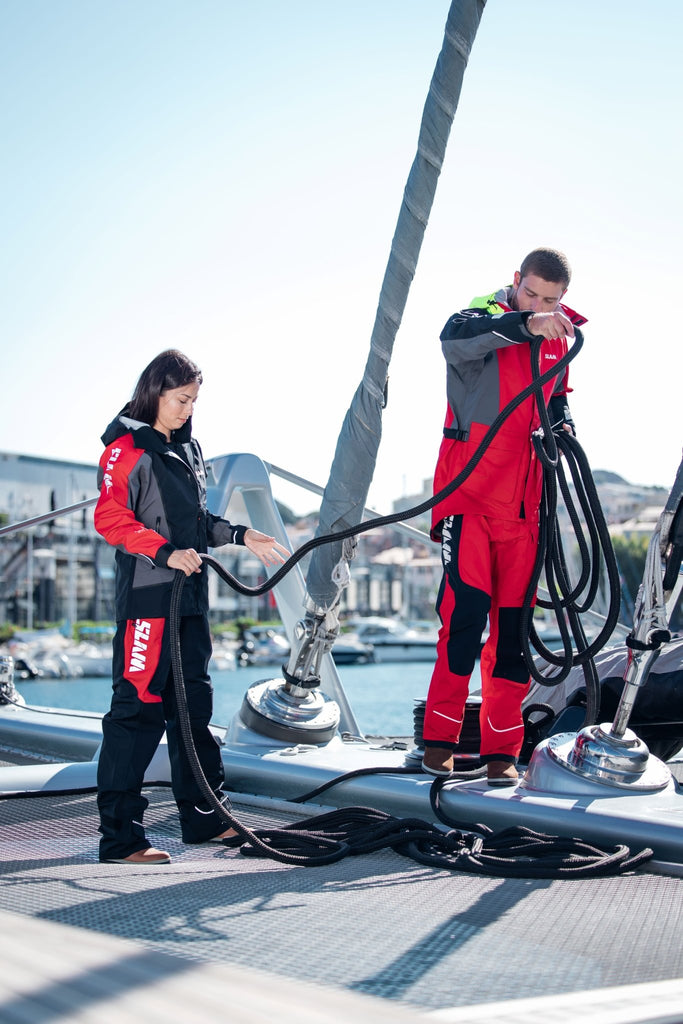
xmin=2 ymin=1 xmax=683 ymax=1021
xmin=9 ymin=661 xmax=433 ymax=740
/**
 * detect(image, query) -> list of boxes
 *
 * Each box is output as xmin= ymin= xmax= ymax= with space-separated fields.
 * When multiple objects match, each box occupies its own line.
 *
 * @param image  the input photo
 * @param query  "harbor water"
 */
xmin=14 ymin=661 xmax=436 ymax=739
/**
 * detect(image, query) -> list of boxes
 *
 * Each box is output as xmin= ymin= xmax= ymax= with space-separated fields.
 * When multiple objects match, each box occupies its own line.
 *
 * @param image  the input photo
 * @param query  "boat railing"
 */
xmin=2 ymin=454 xmax=427 ymax=736
xmin=265 ymin=461 xmax=431 ymax=544
xmin=0 ymin=497 xmax=97 ymax=538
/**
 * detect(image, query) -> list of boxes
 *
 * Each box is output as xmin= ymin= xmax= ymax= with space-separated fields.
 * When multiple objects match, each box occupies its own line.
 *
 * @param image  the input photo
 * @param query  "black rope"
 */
xmin=203 ymin=327 xmax=620 ymax=704
xmin=168 ymin=562 xmax=653 ymax=877
xmin=231 ymin=783 xmax=652 ymax=878
xmin=200 ymin=330 xmax=586 ymax=597
xmin=169 ymin=570 xmax=349 ymax=866
xmin=161 ymin=323 xmax=655 ymax=876
xmin=497 ymin=337 xmax=623 ymax=734
xmin=0 ymin=327 xmax=660 ymax=877
xmin=426 ymin=777 xmax=652 ymax=877
xmin=199 ymin=328 xmax=620 ymax=742
xmin=516 ymin=428 xmax=622 ymax=732
xmin=523 ymin=432 xmax=622 ymax=675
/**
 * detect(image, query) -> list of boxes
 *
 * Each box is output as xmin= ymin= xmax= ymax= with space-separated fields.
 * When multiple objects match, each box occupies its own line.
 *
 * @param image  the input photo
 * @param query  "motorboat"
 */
xmin=236 ymin=624 xmax=292 ymax=666
xmin=343 ymin=616 xmax=438 ymax=663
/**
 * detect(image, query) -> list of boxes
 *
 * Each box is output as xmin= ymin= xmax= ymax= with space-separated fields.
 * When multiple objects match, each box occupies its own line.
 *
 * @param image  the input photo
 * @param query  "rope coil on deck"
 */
xmin=225 ymin=792 xmax=653 ymax=879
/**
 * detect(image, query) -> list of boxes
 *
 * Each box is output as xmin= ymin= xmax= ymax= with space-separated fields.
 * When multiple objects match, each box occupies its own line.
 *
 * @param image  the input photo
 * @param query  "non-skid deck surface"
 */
xmin=2 ymin=787 xmax=683 ymax=1022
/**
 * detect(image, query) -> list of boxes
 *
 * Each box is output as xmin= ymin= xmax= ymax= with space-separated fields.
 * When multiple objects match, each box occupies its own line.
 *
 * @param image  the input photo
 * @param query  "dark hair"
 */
xmin=127 ymin=349 xmax=203 ymax=425
xmin=519 ymin=247 xmax=571 ymax=289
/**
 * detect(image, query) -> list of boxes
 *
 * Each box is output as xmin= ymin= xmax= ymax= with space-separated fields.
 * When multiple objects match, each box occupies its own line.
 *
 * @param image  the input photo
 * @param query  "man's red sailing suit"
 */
xmin=424 ymin=287 xmax=587 ymax=764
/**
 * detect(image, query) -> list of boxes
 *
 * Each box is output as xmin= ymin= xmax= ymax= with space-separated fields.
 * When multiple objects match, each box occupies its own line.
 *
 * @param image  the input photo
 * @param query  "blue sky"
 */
xmin=2 ymin=1 xmax=681 ymax=515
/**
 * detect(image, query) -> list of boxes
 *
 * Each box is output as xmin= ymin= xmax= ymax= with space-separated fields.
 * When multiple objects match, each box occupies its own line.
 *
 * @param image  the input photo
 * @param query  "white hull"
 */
xmin=367 ymin=641 xmax=436 ymax=663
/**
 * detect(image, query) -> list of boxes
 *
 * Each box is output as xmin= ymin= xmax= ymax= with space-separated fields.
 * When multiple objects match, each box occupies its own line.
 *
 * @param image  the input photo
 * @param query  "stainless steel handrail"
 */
xmin=0 ymin=498 xmax=97 ymax=538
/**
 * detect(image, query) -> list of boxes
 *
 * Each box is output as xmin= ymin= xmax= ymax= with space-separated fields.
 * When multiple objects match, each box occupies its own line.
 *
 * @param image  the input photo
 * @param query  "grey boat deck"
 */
xmin=2 ymin=779 xmax=683 ymax=1024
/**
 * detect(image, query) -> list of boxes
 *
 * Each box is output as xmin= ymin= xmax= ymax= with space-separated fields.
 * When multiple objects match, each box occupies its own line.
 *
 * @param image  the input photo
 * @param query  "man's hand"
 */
xmin=526 ymin=311 xmax=574 ymax=339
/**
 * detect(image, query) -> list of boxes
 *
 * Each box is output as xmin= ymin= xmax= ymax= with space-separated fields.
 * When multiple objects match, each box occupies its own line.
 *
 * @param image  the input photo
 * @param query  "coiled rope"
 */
xmin=202 ymin=332 xmax=586 ymax=597
xmin=168 ymin=567 xmax=653 ymax=878
xmin=200 ymin=328 xmax=619 ymax=738
xmin=164 ymin=323 xmax=654 ymax=876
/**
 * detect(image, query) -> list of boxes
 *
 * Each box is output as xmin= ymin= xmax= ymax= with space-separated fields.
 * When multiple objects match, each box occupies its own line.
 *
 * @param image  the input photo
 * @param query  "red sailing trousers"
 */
xmin=424 ymin=514 xmax=536 ymax=762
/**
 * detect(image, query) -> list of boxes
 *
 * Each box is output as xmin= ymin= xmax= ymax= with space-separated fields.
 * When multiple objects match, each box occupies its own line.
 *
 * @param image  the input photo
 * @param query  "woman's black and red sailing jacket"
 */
xmin=95 ymin=412 xmax=246 ymax=620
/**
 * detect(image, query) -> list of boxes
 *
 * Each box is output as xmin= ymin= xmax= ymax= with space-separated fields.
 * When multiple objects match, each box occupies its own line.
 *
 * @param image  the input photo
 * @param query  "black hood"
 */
xmin=101 ymin=406 xmax=194 ymax=450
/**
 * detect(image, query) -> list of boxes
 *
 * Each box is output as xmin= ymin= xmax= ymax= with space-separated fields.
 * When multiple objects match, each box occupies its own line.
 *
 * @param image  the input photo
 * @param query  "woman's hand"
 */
xmin=167 ymin=548 xmax=203 ymax=576
xmin=244 ymin=529 xmax=290 ymax=567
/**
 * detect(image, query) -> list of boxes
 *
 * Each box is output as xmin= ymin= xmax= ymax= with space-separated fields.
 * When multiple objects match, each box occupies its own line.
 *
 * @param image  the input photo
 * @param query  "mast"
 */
xmin=237 ymin=1 xmax=488 ymax=743
xmin=307 ymin=0 xmax=487 ymax=609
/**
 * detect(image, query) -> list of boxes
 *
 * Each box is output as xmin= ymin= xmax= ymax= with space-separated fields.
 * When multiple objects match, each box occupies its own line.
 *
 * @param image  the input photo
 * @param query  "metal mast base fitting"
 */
xmin=522 ymin=724 xmax=672 ymax=794
xmin=239 ymin=678 xmax=340 ymax=745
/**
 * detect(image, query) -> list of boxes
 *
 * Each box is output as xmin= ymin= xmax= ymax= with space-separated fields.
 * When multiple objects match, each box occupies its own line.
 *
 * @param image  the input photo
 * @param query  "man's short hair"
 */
xmin=519 ymin=248 xmax=571 ymax=289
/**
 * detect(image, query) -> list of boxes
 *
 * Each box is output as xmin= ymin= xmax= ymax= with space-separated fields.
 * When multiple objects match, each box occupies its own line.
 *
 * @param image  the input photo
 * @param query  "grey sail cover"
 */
xmin=306 ymin=0 xmax=487 ymax=608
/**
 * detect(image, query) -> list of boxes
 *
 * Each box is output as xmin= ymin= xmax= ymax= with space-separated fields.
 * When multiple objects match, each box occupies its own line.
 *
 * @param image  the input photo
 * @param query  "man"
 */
xmin=422 ymin=248 xmax=587 ymax=785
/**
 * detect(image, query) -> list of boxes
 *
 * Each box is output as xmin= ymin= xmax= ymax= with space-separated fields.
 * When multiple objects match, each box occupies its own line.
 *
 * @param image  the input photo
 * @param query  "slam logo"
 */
xmin=127 ymin=619 xmax=152 ymax=672
xmin=102 ymin=446 xmax=123 ymax=493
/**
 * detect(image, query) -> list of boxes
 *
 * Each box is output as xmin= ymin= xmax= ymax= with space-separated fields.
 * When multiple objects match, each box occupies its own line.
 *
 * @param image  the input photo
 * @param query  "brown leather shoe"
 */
xmin=422 ymin=746 xmax=455 ymax=776
xmin=209 ymin=828 xmax=239 ymax=844
xmin=107 ymin=847 xmax=171 ymax=864
xmin=486 ymin=761 xmax=518 ymax=787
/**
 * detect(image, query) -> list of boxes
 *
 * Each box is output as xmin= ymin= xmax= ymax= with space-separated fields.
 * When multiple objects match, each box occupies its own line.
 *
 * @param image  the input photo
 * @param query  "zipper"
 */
xmin=164 ymin=447 xmax=203 ymax=501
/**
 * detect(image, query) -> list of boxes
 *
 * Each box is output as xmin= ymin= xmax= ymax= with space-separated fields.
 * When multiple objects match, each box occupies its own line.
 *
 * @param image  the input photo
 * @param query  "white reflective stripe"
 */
xmin=434 ymin=710 xmax=463 ymax=725
xmin=486 ymin=716 xmax=523 ymax=734
xmin=492 ymin=330 xmax=523 ymax=346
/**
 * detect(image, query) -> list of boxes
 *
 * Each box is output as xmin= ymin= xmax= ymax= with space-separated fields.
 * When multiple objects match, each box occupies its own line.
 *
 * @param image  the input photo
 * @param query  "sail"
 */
xmin=306 ymin=0 xmax=487 ymax=608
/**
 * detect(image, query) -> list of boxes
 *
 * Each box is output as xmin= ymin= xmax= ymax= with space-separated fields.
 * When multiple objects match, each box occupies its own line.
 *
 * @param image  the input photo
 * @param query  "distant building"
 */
xmin=0 ymin=452 xmax=106 ymax=629
xmin=391 ymin=468 xmax=671 ymax=623
xmin=0 ymin=451 xmax=672 ymax=632
xmin=0 ymin=451 xmax=285 ymax=630
xmin=397 ymin=469 xmax=669 ymax=534
xmin=609 ymin=507 xmax=665 ymax=540
xmin=590 ymin=470 xmax=669 ymax=526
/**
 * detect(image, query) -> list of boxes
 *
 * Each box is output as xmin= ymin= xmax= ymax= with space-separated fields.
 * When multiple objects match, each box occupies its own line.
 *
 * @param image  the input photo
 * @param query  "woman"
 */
xmin=94 ymin=349 xmax=288 ymax=864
